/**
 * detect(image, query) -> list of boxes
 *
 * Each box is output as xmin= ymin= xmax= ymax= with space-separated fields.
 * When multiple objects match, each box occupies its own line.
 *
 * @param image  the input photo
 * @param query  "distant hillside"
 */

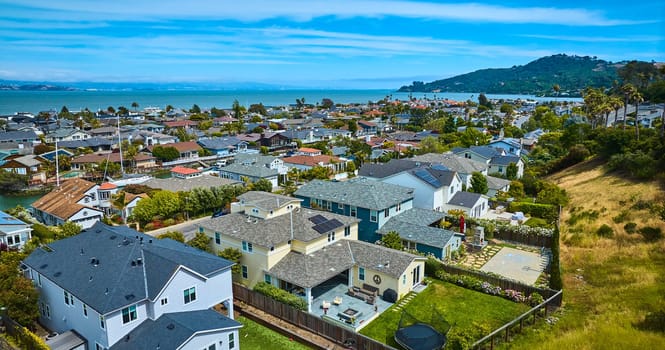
xmin=398 ymin=54 xmax=622 ymax=96
xmin=0 ymin=82 xmax=76 ymax=91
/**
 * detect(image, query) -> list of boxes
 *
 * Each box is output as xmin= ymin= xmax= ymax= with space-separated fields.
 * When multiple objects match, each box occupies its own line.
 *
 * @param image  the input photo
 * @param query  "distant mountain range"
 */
xmin=397 ymin=54 xmax=626 ymax=96
xmin=0 ymin=80 xmax=301 ymax=91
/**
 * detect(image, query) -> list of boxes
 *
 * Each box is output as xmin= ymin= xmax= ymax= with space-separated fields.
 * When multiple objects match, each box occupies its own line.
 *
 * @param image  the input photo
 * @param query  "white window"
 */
xmin=184 ymin=287 xmax=197 ymax=304
xmin=403 ymin=275 xmax=407 ymax=285
xmin=396 ymin=202 xmax=401 ymax=212
xmin=37 ymin=273 xmax=41 ymax=287
xmin=264 ymin=274 xmax=272 ymax=284
xmin=242 ymin=241 xmax=253 ymax=252
xmin=83 ymin=304 xmax=88 ymax=317
xmin=121 ymin=305 xmax=137 ymax=324
xmin=327 ymin=232 xmax=335 ymax=242
xmin=242 ymin=265 xmax=248 ymax=279
xmin=229 ymin=333 xmax=235 ymax=349
xmin=344 ymin=226 xmax=351 ymax=237
xmin=350 ymin=206 xmax=357 ymax=217
xmin=160 ymin=298 xmax=168 ymax=306
xmin=64 ymin=291 xmax=71 ymax=305
xmin=384 ymin=208 xmax=389 ymax=218
xmin=370 ymin=210 xmax=378 ymax=223
xmin=359 ymin=267 xmax=365 ymax=281
xmin=206 ymin=344 xmax=216 ymax=350
xmin=96 ymin=343 xmax=104 ymax=350
xmin=215 ymin=232 xmax=221 ymax=245
xmin=338 ymin=202 xmax=344 ymax=209
xmin=251 ymin=208 xmax=259 ymax=214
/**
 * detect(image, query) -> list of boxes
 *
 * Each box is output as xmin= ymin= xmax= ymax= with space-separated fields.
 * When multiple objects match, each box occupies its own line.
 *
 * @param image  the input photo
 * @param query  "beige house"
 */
xmin=198 ymin=191 xmax=425 ymax=315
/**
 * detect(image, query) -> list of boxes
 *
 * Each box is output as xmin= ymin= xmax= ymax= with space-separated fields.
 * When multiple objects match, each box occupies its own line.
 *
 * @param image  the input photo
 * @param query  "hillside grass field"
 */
xmin=507 ymin=159 xmax=665 ymax=349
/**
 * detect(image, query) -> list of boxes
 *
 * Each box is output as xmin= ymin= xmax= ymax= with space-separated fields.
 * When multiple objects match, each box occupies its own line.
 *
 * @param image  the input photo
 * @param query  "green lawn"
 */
xmin=360 ymin=280 xmax=531 ymax=348
xmin=237 ymin=316 xmax=313 ymax=350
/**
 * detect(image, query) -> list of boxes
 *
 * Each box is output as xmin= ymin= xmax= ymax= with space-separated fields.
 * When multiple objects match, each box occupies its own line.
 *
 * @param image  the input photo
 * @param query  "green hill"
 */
xmin=398 ymin=54 xmax=621 ymax=96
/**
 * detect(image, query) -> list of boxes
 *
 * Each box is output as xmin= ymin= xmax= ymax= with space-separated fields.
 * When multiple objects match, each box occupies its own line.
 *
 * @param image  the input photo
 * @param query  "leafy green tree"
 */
xmin=0 ymin=251 xmax=39 ymax=326
xmin=59 ymin=221 xmax=81 ymax=238
xmin=418 ymin=136 xmax=445 ymax=154
xmin=157 ymin=231 xmax=185 ymax=243
xmin=321 ymin=98 xmax=334 ymax=109
xmin=187 ymin=232 xmax=212 ymax=253
xmin=250 ymin=178 xmax=273 ymax=192
xmin=190 ymin=104 xmax=201 ymax=114
xmin=506 ymin=162 xmax=518 ymax=180
xmin=507 ymin=181 xmax=525 ymax=199
xmin=536 ymin=182 xmax=569 ymax=207
xmin=0 ymin=171 xmax=28 ymax=192
xmin=381 ymin=231 xmax=403 ymax=250
xmin=218 ymin=247 xmax=243 ymax=274
xmin=111 ymin=191 xmax=128 ymax=223
xmin=459 ymin=128 xmax=490 ymax=147
xmin=470 ymin=172 xmax=488 ymax=194
xmin=347 ymin=120 xmax=358 ymax=135
xmin=248 ymin=103 xmax=268 ymax=115
xmin=152 ymin=145 xmax=180 ymax=162
xmin=152 ymin=190 xmax=182 ymax=218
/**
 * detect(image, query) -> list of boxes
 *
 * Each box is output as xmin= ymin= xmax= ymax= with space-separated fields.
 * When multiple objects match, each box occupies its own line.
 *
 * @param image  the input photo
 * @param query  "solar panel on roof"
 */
xmin=414 ymin=168 xmax=441 ymax=188
xmin=312 ymin=218 xmax=345 ymax=234
xmin=308 ymin=214 xmax=327 ymax=224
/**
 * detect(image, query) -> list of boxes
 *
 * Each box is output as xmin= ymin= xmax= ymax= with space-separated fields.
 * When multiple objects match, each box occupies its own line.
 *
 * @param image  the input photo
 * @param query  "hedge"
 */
xmin=253 ymin=282 xmax=308 ymax=311
xmin=508 ymin=202 xmax=558 ymax=222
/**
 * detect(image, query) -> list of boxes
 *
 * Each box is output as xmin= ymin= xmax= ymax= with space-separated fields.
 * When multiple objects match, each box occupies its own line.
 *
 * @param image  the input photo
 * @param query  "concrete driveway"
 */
xmin=480 ymin=247 xmax=548 ymax=285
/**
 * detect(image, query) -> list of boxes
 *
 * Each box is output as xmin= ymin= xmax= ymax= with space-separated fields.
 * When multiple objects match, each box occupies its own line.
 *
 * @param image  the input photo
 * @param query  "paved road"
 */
xmin=145 ymin=216 xmax=212 ymax=241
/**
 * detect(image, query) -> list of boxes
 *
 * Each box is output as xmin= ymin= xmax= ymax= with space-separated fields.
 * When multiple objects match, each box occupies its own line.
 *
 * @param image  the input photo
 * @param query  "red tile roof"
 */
xmin=99 ymin=182 xmax=118 ymax=190
xmin=171 ymin=166 xmax=200 ymax=175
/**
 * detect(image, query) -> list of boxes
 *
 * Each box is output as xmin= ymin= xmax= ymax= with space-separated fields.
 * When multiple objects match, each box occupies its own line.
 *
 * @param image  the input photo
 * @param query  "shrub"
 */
xmin=638 ymin=226 xmax=663 ymax=242
xmin=631 ymin=200 xmax=652 ymax=211
xmin=509 ymin=202 xmax=558 ymax=222
xmin=596 ymin=224 xmax=614 ymax=238
xmin=253 ymin=282 xmax=308 ymax=311
xmin=612 ymin=210 xmax=631 ymax=223
xmin=163 ymin=218 xmax=176 ymax=227
xmin=425 ymin=256 xmax=444 ymax=276
xmin=624 ymin=222 xmax=638 ymax=234
xmin=528 ymin=292 xmax=545 ymax=306
xmin=523 ymin=217 xmax=552 ymax=228
xmin=636 ymin=309 xmax=665 ymax=333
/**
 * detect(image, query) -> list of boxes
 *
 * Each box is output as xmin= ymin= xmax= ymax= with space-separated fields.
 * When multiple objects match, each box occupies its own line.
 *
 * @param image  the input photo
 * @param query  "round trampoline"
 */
xmin=394 ymin=323 xmax=446 ymax=350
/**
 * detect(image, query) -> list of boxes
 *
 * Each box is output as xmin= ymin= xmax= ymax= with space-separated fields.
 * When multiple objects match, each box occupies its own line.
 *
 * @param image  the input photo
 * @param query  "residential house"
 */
xmin=0 ymin=210 xmax=32 ymax=250
xmin=282 ymin=155 xmax=348 ymax=174
xmin=198 ymin=137 xmax=249 ymax=157
xmin=219 ymin=163 xmax=279 ymax=188
xmin=70 ymin=152 xmax=157 ymax=172
xmin=58 ymin=137 xmax=115 ymax=153
xmin=453 ymin=146 xmax=524 ymax=179
xmin=280 ymin=129 xmax=324 ymax=144
xmin=0 ymin=154 xmax=47 ymax=185
xmin=88 ymin=126 xmax=118 ymax=138
xmin=44 ymin=128 xmax=91 ymax=143
xmin=486 ymin=176 xmax=511 ymax=198
xmin=23 ymin=222 xmax=240 ymax=350
xmin=294 ymin=177 xmax=414 ymax=243
xmin=147 ymin=141 xmax=202 ymax=162
xmin=377 ymin=208 xmax=462 ymax=260
xmin=31 ymin=178 xmax=105 ymax=229
xmin=296 ymin=147 xmax=322 ymax=156
xmin=356 ymin=120 xmax=378 ymax=137
xmin=171 ymin=166 xmax=202 ymax=179
xmin=412 ymin=153 xmax=488 ymax=188
xmin=442 ymin=191 xmax=489 ymax=218
xmin=257 ymin=132 xmax=292 ymax=152
xmin=198 ymin=192 xmax=425 ymax=313
xmin=0 ymin=130 xmax=39 ymax=144
xmin=163 ymin=120 xmax=197 ymax=129
xmin=489 ymin=137 xmax=523 ymax=156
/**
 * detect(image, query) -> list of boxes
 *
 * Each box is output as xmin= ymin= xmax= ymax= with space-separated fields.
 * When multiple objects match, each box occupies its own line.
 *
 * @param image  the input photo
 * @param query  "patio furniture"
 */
xmin=347 ymin=284 xmax=378 ymax=305
xmin=338 ymin=308 xmax=362 ymax=324
xmin=333 ymin=296 xmax=343 ymax=305
xmin=321 ymin=301 xmax=331 ymax=309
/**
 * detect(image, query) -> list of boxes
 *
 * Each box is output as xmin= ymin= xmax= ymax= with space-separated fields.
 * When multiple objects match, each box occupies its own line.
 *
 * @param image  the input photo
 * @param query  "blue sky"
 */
xmin=1 ymin=0 xmax=663 ymax=88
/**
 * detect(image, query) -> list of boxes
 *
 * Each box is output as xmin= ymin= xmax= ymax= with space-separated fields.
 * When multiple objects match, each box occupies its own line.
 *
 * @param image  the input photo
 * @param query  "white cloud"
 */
xmin=1 ymin=0 xmax=646 ymax=26
xmin=521 ymin=34 xmax=664 ymax=43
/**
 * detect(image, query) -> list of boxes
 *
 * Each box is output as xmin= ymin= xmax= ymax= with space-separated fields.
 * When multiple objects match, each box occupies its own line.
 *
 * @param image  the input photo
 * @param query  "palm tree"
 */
xmin=608 ymin=96 xmax=624 ymax=128
xmin=111 ymin=191 xmax=128 ymax=224
xmin=621 ymin=84 xmax=638 ymax=130
xmin=630 ymin=89 xmax=644 ymax=140
xmin=131 ymin=102 xmax=139 ymax=112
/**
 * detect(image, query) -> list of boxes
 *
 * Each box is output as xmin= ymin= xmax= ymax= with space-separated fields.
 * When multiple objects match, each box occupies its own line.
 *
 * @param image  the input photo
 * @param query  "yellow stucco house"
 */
xmin=198 ymin=191 xmax=426 ymax=314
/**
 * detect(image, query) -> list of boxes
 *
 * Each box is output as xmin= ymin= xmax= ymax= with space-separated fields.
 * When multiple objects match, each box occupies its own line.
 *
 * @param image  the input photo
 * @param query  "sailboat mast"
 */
xmin=55 ymin=138 xmax=60 ymax=187
xmin=117 ymin=114 xmax=124 ymax=175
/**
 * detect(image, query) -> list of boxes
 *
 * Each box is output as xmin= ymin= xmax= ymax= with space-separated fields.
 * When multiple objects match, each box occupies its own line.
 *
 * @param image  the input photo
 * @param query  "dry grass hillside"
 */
xmin=507 ymin=159 xmax=665 ymax=349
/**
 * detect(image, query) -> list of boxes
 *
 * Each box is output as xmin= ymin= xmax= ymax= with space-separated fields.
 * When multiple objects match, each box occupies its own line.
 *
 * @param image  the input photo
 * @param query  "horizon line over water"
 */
xmin=0 ymin=89 xmax=581 ymax=115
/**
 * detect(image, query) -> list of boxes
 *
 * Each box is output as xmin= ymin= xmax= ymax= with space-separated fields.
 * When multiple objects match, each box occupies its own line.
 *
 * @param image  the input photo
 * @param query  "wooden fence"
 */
xmin=233 ymin=283 xmax=397 ymax=350
xmin=472 ymin=289 xmax=563 ymax=349
xmin=439 ymin=264 xmax=561 ymax=303
xmin=0 ymin=312 xmax=47 ymax=350
xmin=492 ymin=230 xmax=553 ymax=248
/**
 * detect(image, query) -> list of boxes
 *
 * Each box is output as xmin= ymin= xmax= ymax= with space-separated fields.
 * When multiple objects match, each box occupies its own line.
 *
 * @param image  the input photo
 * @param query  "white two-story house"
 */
xmin=23 ymin=222 xmax=241 ymax=350
xmin=0 ymin=210 xmax=32 ymax=250
xmin=31 ymin=178 xmax=105 ymax=229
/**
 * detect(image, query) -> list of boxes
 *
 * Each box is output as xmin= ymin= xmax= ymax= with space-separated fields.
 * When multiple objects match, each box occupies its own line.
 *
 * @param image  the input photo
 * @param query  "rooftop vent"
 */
xmin=89 ymin=276 xmax=93 ymax=282
xmin=125 ymin=294 xmax=135 ymax=301
xmin=95 ymin=229 xmax=101 ymax=233
xmin=105 ymin=288 xmax=109 ymax=295
xmin=80 ymin=248 xmax=84 ymax=255
xmin=90 ymin=258 xmax=99 ymax=266
xmin=137 ymin=258 xmax=143 ymax=266
xmin=109 ymin=235 xmax=117 ymax=240
xmin=166 ymin=323 xmax=175 ymax=330
xmin=40 ymin=264 xmax=48 ymax=269
xmin=54 ymin=272 xmax=61 ymax=277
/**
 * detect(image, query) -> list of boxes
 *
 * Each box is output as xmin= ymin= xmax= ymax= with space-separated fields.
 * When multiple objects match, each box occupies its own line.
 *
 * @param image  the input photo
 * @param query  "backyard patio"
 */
xmin=310 ymin=281 xmax=393 ymax=331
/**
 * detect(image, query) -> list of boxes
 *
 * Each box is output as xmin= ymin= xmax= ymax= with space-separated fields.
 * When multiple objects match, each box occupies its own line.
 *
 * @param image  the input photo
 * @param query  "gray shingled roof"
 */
xmin=23 ymin=223 xmax=233 ymax=315
xmin=413 ymin=153 xmax=487 ymax=174
xmin=411 ymin=168 xmax=458 ymax=188
xmin=294 ymin=177 xmax=414 ymax=210
xmin=376 ymin=208 xmax=455 ymax=249
xmin=448 ymin=191 xmax=484 ymax=208
xmin=268 ymin=239 xmax=424 ymax=288
xmin=358 ymin=159 xmax=423 ymax=179
xmin=490 ymin=155 xmax=521 ymax=166
xmin=198 ymin=209 xmax=358 ymax=248
xmin=197 ymin=136 xmax=243 ymax=150
xmin=486 ymin=175 xmax=511 ymax=190
xmin=237 ymin=191 xmax=302 ymax=211
xmin=0 ymin=130 xmax=38 ymax=142
xmin=453 ymin=145 xmax=501 ymax=160
xmin=110 ymin=309 xmax=241 ymax=350
xmin=142 ymin=175 xmax=241 ymax=192
xmin=268 ymin=243 xmax=355 ymax=288
xmin=220 ymin=163 xmax=279 ymax=178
